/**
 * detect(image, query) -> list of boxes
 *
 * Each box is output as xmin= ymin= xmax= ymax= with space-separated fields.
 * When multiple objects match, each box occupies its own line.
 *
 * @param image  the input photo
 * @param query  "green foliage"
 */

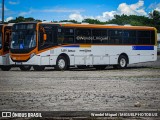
xmin=82 ymin=18 xmax=105 ymax=24
xmin=60 ymin=20 xmax=78 ymax=23
xmin=8 ymin=16 xmax=42 ymax=23
xmin=106 ymin=14 xmax=153 ymax=26
xmin=6 ymin=10 xmax=160 ymax=32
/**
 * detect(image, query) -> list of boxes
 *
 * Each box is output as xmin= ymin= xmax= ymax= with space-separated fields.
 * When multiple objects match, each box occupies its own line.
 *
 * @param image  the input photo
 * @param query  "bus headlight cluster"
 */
xmin=30 ymin=53 xmax=35 ymax=59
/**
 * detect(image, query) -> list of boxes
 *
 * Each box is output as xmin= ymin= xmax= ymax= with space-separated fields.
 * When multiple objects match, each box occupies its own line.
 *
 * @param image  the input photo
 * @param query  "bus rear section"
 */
xmin=0 ymin=24 xmax=14 ymax=71
xmin=9 ymin=22 xmax=157 ymax=71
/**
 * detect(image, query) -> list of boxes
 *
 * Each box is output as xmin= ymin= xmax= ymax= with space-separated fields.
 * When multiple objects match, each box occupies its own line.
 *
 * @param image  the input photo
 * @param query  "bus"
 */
xmin=9 ymin=22 xmax=157 ymax=71
xmin=0 ymin=24 xmax=13 ymax=71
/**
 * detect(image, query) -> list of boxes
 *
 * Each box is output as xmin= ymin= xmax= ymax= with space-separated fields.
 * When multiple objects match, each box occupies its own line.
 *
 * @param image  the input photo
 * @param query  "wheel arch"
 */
xmin=57 ymin=53 xmax=70 ymax=66
xmin=119 ymin=53 xmax=129 ymax=64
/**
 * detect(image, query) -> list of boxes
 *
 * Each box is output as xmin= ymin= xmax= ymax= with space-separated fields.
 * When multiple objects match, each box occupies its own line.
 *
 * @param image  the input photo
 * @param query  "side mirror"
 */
xmin=43 ymin=34 xmax=47 ymax=41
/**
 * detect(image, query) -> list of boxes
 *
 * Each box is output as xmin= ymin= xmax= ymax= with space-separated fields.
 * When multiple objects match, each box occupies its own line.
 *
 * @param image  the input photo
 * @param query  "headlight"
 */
xmin=30 ymin=53 xmax=35 ymax=59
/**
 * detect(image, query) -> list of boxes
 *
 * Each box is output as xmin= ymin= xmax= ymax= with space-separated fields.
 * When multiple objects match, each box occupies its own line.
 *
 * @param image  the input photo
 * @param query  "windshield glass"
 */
xmin=0 ymin=33 xmax=2 ymax=49
xmin=11 ymin=30 xmax=36 ymax=49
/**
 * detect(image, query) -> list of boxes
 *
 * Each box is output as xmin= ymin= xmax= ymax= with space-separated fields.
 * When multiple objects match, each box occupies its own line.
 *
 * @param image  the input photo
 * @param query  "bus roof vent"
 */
xmin=81 ymin=22 xmax=89 ymax=25
xmin=105 ymin=24 xmax=119 ymax=26
xmin=59 ymin=22 xmax=74 ymax=24
xmin=42 ymin=21 xmax=50 ymax=23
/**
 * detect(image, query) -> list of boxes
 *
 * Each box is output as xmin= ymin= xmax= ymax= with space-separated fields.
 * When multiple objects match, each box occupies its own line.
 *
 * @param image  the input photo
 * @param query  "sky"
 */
xmin=0 ymin=0 xmax=160 ymax=22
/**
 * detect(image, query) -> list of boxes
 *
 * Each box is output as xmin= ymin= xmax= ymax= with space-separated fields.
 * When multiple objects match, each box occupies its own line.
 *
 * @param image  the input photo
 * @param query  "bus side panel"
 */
xmin=0 ymin=56 xmax=2 ymax=65
xmin=140 ymin=49 xmax=156 ymax=62
xmin=0 ymin=53 xmax=10 ymax=65
xmin=105 ymin=46 xmax=141 ymax=64
xmin=128 ymin=46 xmax=140 ymax=64
xmin=39 ymin=50 xmax=51 ymax=65
xmin=92 ymin=46 xmax=109 ymax=65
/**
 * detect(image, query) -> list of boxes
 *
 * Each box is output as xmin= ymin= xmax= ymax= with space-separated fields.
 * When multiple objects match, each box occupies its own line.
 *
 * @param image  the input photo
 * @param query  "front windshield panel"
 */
xmin=0 ymin=33 xmax=2 ymax=49
xmin=11 ymin=30 xmax=36 ymax=49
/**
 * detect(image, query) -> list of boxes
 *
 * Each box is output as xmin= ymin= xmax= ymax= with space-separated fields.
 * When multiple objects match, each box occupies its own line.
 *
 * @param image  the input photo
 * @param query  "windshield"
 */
xmin=0 ymin=33 xmax=2 ymax=49
xmin=11 ymin=30 xmax=36 ymax=49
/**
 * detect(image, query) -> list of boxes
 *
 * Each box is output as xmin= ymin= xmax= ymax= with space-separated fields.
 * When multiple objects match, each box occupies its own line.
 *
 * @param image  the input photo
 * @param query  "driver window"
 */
xmin=38 ymin=25 xmax=54 ymax=50
xmin=4 ymin=29 xmax=11 ymax=52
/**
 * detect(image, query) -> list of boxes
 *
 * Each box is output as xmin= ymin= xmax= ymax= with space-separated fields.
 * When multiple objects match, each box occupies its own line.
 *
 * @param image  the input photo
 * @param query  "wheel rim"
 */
xmin=120 ymin=58 xmax=126 ymax=67
xmin=58 ymin=59 xmax=65 ymax=69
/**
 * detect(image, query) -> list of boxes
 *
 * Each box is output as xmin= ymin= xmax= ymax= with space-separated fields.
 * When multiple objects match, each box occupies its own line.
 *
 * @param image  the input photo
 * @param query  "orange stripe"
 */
xmin=40 ymin=23 xmax=155 ymax=30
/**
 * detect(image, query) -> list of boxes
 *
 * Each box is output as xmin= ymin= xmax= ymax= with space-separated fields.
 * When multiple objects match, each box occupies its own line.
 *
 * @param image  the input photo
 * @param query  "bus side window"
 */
xmin=75 ymin=29 xmax=91 ymax=43
xmin=137 ymin=31 xmax=151 ymax=45
xmin=108 ymin=30 xmax=122 ymax=44
xmin=123 ymin=30 xmax=136 ymax=44
xmin=92 ymin=29 xmax=108 ymax=44
xmin=151 ymin=31 xmax=155 ymax=45
xmin=58 ymin=28 xmax=74 ymax=44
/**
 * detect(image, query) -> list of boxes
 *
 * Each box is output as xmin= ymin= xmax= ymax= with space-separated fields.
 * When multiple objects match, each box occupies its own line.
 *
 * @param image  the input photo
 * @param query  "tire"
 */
xmin=19 ymin=66 xmax=31 ymax=71
xmin=1 ymin=66 xmax=11 ymax=71
xmin=94 ymin=65 xmax=106 ymax=70
xmin=33 ymin=66 xmax=45 ymax=71
xmin=56 ymin=56 xmax=68 ymax=71
xmin=117 ymin=55 xmax=128 ymax=69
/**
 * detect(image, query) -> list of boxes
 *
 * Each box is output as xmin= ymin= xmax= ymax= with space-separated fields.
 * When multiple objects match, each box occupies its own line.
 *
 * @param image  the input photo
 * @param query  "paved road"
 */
xmin=0 ymin=57 xmax=160 ymax=118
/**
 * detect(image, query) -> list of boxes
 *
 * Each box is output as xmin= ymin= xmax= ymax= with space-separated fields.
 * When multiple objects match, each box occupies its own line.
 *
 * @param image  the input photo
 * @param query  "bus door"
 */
xmin=38 ymin=25 xmax=57 ymax=65
xmin=3 ymin=26 xmax=11 ymax=65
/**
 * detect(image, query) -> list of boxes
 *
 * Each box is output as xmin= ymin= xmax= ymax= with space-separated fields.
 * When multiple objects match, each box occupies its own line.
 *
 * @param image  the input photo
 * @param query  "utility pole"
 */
xmin=2 ymin=0 xmax=4 ymax=23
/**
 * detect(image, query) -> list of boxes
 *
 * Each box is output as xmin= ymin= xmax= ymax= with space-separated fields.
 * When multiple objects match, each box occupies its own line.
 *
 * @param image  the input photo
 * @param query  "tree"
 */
xmin=82 ymin=18 xmax=105 ymax=24
xmin=149 ymin=10 xmax=160 ymax=32
xmin=149 ymin=10 xmax=160 ymax=25
xmin=60 ymin=20 xmax=78 ymax=23
xmin=8 ymin=16 xmax=42 ymax=23
xmin=106 ymin=14 xmax=152 ymax=26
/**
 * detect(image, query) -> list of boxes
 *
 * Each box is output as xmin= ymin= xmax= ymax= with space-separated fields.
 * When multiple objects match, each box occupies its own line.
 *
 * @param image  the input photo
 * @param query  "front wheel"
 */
xmin=33 ymin=66 xmax=45 ymax=71
xmin=56 ymin=56 xmax=68 ymax=71
xmin=1 ymin=66 xmax=11 ymax=71
xmin=19 ymin=66 xmax=31 ymax=71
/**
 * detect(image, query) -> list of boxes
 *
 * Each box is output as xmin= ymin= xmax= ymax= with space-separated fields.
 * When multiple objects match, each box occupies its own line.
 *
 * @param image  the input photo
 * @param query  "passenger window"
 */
xmin=75 ymin=29 xmax=91 ymax=43
xmin=137 ymin=31 xmax=151 ymax=44
xmin=92 ymin=29 xmax=108 ymax=44
xmin=123 ymin=30 xmax=136 ymax=44
xmin=58 ymin=28 xmax=74 ymax=44
xmin=108 ymin=30 xmax=123 ymax=44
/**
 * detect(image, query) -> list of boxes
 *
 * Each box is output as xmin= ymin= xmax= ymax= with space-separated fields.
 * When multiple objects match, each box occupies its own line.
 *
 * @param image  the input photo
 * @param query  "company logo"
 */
xmin=2 ymin=112 xmax=11 ymax=117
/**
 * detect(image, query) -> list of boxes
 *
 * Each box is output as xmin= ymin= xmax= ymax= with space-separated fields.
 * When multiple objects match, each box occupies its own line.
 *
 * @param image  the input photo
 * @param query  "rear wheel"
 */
xmin=19 ymin=66 xmax=31 ymax=71
xmin=33 ymin=66 xmax=45 ymax=71
xmin=56 ymin=56 xmax=68 ymax=71
xmin=117 ymin=55 xmax=128 ymax=69
xmin=94 ymin=65 xmax=106 ymax=70
xmin=1 ymin=66 xmax=11 ymax=71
